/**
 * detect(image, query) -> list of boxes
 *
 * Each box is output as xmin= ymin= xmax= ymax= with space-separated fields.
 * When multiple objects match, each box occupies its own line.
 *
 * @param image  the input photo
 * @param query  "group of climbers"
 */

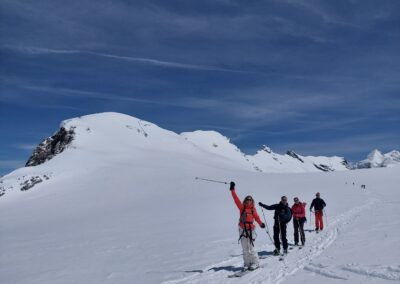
xmin=229 ymin=181 xmax=326 ymax=270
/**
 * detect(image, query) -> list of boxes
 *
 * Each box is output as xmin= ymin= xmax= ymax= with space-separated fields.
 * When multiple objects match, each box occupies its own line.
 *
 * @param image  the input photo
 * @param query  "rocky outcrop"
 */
xmin=25 ymin=127 xmax=75 ymax=167
xmin=313 ymin=163 xmax=332 ymax=172
xmin=341 ymin=159 xmax=351 ymax=169
xmin=261 ymin=145 xmax=272 ymax=153
xmin=286 ymin=150 xmax=304 ymax=163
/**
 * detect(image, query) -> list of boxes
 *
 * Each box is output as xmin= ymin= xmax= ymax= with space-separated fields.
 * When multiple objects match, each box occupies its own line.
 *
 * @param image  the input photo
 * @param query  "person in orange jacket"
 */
xmin=291 ymin=197 xmax=306 ymax=246
xmin=230 ymin=181 xmax=265 ymax=271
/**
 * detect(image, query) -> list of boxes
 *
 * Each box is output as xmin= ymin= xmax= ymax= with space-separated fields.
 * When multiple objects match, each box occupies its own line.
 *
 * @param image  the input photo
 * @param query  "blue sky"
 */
xmin=1 ymin=0 xmax=399 ymax=175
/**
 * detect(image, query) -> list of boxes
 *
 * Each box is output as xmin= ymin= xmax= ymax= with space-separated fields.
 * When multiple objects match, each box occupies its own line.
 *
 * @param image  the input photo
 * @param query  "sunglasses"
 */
xmin=245 ymin=198 xmax=253 ymax=202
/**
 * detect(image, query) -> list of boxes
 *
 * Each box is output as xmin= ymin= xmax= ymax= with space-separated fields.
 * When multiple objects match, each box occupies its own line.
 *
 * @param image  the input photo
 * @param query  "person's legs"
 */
xmin=319 ymin=212 xmax=324 ymax=230
xmin=293 ymin=219 xmax=299 ymax=245
xmin=316 ymin=211 xmax=323 ymax=230
xmin=273 ymin=223 xmax=281 ymax=251
xmin=299 ymin=220 xmax=305 ymax=245
xmin=248 ymin=230 xmax=259 ymax=268
xmin=314 ymin=212 xmax=319 ymax=230
xmin=239 ymin=228 xmax=251 ymax=268
xmin=281 ymin=223 xmax=288 ymax=250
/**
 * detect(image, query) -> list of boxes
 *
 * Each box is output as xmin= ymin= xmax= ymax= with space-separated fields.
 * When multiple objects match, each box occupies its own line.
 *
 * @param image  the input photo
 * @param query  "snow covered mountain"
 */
xmin=354 ymin=149 xmax=400 ymax=169
xmin=1 ymin=112 xmax=400 ymax=284
xmin=3 ymin=112 xmax=397 ymax=197
xmin=247 ymin=145 xmax=350 ymax=173
xmin=0 ymin=113 xmax=397 ymax=198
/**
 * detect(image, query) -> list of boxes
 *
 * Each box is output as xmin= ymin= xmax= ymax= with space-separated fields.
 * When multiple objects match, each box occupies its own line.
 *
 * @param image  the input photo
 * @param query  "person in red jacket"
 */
xmin=230 ymin=181 xmax=265 ymax=271
xmin=291 ymin=197 xmax=306 ymax=246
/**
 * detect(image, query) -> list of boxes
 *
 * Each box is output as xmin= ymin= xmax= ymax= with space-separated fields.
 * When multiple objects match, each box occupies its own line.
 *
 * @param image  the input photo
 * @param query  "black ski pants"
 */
xmin=273 ymin=221 xmax=288 ymax=250
xmin=293 ymin=218 xmax=305 ymax=245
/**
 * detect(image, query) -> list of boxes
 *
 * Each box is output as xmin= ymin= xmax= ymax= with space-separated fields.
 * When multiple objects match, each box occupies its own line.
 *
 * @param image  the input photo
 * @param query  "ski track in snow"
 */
xmin=304 ymin=263 xmax=348 ymax=280
xmin=340 ymin=264 xmax=400 ymax=281
xmin=303 ymin=263 xmax=400 ymax=281
xmin=163 ymin=196 xmax=378 ymax=284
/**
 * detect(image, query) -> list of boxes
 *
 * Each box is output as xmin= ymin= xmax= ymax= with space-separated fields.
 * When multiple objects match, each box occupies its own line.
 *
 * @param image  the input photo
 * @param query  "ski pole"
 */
xmin=194 ymin=177 xmax=228 ymax=184
xmin=324 ymin=209 xmax=328 ymax=227
xmin=278 ymin=215 xmax=283 ymax=252
xmin=260 ymin=207 xmax=274 ymax=244
xmin=309 ymin=210 xmax=312 ymax=230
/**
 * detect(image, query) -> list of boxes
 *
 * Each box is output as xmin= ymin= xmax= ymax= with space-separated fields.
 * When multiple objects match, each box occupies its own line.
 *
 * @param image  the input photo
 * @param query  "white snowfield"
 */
xmin=1 ymin=112 xmax=399 ymax=284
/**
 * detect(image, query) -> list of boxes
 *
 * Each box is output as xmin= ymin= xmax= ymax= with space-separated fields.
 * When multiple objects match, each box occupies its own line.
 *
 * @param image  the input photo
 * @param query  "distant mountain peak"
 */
xmin=367 ymin=149 xmax=383 ymax=161
xmin=261 ymin=145 xmax=272 ymax=153
xmin=354 ymin=149 xmax=400 ymax=169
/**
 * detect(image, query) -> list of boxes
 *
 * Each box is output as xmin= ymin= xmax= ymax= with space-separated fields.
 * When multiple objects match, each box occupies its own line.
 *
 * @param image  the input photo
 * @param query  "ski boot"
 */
xmin=248 ymin=264 xmax=259 ymax=271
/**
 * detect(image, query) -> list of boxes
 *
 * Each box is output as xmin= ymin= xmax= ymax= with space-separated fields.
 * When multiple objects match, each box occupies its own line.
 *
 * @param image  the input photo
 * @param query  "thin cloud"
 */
xmin=22 ymin=85 xmax=194 ymax=108
xmin=5 ymin=46 xmax=262 ymax=74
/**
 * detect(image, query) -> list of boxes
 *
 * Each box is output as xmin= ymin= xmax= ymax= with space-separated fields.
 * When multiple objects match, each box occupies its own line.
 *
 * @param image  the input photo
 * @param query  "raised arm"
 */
xmin=229 ymin=182 xmax=243 ymax=211
xmin=231 ymin=190 xmax=243 ymax=211
xmin=258 ymin=202 xmax=278 ymax=210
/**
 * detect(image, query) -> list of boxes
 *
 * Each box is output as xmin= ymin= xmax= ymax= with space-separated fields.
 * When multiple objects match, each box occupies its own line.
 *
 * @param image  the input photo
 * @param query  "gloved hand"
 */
xmin=258 ymin=202 xmax=264 ymax=207
xmin=260 ymin=223 xmax=266 ymax=229
xmin=229 ymin=181 xmax=235 ymax=190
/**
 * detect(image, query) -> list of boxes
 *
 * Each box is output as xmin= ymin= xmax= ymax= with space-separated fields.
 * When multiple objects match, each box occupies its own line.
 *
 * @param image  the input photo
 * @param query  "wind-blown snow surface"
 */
xmin=1 ymin=112 xmax=399 ymax=284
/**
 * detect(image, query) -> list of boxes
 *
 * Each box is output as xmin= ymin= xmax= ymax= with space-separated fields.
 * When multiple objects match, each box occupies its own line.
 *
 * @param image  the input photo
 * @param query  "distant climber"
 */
xmin=259 ymin=196 xmax=292 ymax=255
xmin=229 ymin=182 xmax=265 ymax=271
xmin=310 ymin=192 xmax=326 ymax=231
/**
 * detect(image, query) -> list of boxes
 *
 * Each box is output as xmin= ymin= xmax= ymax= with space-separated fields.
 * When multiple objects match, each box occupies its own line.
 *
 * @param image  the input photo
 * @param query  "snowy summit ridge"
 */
xmin=1 ymin=112 xmax=398 ymax=197
xmin=24 ymin=112 xmax=349 ymax=174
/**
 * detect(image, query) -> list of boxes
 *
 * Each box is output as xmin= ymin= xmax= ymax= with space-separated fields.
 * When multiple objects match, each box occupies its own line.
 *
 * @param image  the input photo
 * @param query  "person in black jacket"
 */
xmin=310 ymin=192 xmax=326 ymax=231
xmin=259 ymin=196 xmax=292 ymax=255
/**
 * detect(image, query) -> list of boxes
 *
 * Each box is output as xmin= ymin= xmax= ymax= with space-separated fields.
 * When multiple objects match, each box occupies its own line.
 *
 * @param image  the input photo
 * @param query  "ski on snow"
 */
xmin=228 ymin=266 xmax=262 ymax=278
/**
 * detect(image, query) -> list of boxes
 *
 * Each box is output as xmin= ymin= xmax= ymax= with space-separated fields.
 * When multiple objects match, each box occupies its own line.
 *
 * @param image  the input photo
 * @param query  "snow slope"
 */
xmin=181 ymin=131 xmax=258 ymax=172
xmin=1 ymin=112 xmax=399 ymax=284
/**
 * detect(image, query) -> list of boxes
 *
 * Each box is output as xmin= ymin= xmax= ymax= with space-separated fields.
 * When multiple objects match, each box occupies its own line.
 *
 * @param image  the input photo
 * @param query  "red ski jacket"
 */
xmin=291 ymin=202 xmax=306 ymax=219
xmin=231 ymin=190 xmax=263 ymax=230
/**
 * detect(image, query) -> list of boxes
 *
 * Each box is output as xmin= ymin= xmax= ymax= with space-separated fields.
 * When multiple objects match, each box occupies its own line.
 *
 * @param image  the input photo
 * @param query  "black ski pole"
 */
xmin=260 ymin=207 xmax=274 ymax=244
xmin=194 ymin=177 xmax=228 ymax=184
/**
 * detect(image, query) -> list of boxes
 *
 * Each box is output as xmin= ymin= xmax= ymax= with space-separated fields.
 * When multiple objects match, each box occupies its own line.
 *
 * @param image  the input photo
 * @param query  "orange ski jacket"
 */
xmin=231 ymin=189 xmax=263 ymax=230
